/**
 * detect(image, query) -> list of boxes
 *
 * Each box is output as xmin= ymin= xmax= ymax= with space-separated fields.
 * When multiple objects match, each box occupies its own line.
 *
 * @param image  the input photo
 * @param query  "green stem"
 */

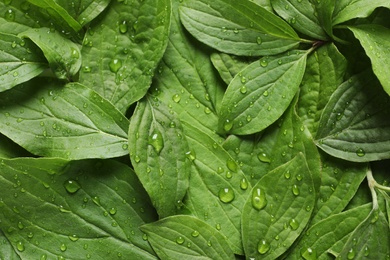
xmin=366 ymin=168 xmax=378 ymax=210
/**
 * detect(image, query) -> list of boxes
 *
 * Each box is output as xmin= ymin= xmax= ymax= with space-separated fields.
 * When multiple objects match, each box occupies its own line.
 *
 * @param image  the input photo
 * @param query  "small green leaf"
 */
xmin=348 ymin=24 xmax=390 ymax=96
xmin=128 ymin=97 xmax=190 ymax=218
xmin=316 ymin=70 xmax=390 ymax=162
xmin=141 ymin=215 xmax=235 ymax=260
xmin=19 ymin=28 xmax=81 ymax=80
xmin=242 ymin=153 xmax=315 ymax=259
xmin=0 ymin=158 xmax=157 ymax=259
xmin=0 ymin=79 xmax=129 ymax=160
xmin=218 ymin=50 xmax=307 ymax=135
xmin=179 ymin=0 xmax=301 ymax=56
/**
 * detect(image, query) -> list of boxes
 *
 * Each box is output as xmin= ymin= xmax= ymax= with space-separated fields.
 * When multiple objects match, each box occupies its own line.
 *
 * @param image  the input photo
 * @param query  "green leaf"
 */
xmin=26 ymin=0 xmax=82 ymax=32
xmin=338 ymin=209 xmax=390 ymax=259
xmin=297 ymin=43 xmax=347 ymax=136
xmin=141 ymin=215 xmax=235 ymax=260
xmin=182 ymin=122 xmax=251 ymax=254
xmin=333 ymin=0 xmax=390 ymax=26
xmin=242 ymin=153 xmax=315 ymax=259
xmin=79 ymin=0 xmax=171 ymax=113
xmin=348 ymin=24 xmax=390 ymax=96
xmin=316 ymin=70 xmax=390 ymax=162
xmin=128 ymin=96 xmax=190 ymax=218
xmin=218 ymin=50 xmax=307 ymax=135
xmin=0 ymin=158 xmax=157 ymax=259
xmin=0 ymin=79 xmax=129 ymax=160
xmin=313 ymin=0 xmax=335 ymax=39
xmin=0 ymin=3 xmax=44 ymax=33
xmin=288 ymin=203 xmax=372 ymax=259
xmin=19 ymin=28 xmax=81 ymax=80
xmin=0 ymin=229 xmax=20 ymax=260
xmin=272 ymin=0 xmax=328 ymax=40
xmin=179 ymin=0 xmax=301 ymax=56
xmin=0 ymin=134 xmax=31 ymax=158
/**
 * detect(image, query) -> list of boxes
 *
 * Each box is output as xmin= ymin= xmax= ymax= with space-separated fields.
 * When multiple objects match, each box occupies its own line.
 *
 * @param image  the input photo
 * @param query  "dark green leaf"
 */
xmin=141 ymin=215 xmax=235 ymax=260
xmin=313 ymin=0 xmax=335 ymax=39
xmin=242 ymin=153 xmax=315 ymax=259
xmin=0 ymin=79 xmax=129 ymax=160
xmin=0 ymin=158 xmax=157 ymax=259
xmin=0 ymin=134 xmax=31 ymax=158
xmin=179 ymin=0 xmax=301 ymax=56
xmin=316 ymin=70 xmax=390 ymax=162
xmin=79 ymin=0 xmax=171 ymax=113
xmin=0 ymin=229 xmax=20 ymax=260
xmin=19 ymin=28 xmax=81 ymax=80
xmin=128 ymin=96 xmax=190 ymax=218
xmin=251 ymin=0 xmax=272 ymax=13
xmin=348 ymin=24 xmax=390 ymax=96
xmin=218 ymin=50 xmax=307 ymax=135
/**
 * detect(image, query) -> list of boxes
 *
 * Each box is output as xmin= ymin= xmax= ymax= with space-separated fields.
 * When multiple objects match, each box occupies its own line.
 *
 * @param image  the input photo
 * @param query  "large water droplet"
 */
xmin=300 ymin=247 xmax=317 ymax=260
xmin=252 ymin=188 xmax=267 ymax=210
xmin=223 ymin=119 xmax=233 ymax=132
xmin=257 ymin=239 xmax=270 ymax=254
xmin=64 ymin=179 xmax=81 ymax=194
xmin=292 ymin=184 xmax=300 ymax=196
xmin=218 ymin=187 xmax=235 ymax=203
xmin=226 ymin=158 xmax=237 ymax=172
xmin=109 ymin=59 xmax=122 ymax=73
xmin=356 ymin=148 xmax=365 ymax=157
xmin=148 ymin=130 xmax=164 ymax=154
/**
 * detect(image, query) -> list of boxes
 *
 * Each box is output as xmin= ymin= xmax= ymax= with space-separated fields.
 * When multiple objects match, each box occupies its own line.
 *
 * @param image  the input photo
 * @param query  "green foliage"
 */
xmin=0 ymin=0 xmax=390 ymax=259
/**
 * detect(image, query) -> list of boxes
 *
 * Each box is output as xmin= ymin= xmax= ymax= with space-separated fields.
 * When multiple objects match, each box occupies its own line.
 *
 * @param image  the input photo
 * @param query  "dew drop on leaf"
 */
xmin=260 ymin=59 xmax=268 ymax=67
xmin=64 ymin=179 xmax=81 ymax=194
xmin=240 ymin=178 xmax=248 ymax=190
xmin=60 ymin=243 xmax=67 ymax=252
xmin=176 ymin=236 xmax=185 ymax=245
xmin=256 ymin=36 xmax=262 ymax=45
xmin=240 ymin=85 xmax=247 ymax=94
xmin=172 ymin=94 xmax=181 ymax=103
xmin=263 ymin=90 xmax=269 ymax=97
xmin=257 ymin=152 xmax=271 ymax=163
xmin=296 ymin=174 xmax=303 ymax=181
xmin=226 ymin=158 xmax=237 ymax=172
xmin=252 ymin=188 xmax=267 ymax=210
xmin=364 ymin=246 xmax=370 ymax=256
xmin=148 ymin=130 xmax=164 ymax=154
xmin=289 ymin=218 xmax=299 ymax=230
xmin=185 ymin=151 xmax=196 ymax=161
xmin=5 ymin=9 xmax=15 ymax=21
xmin=223 ymin=119 xmax=234 ymax=132
xmin=109 ymin=59 xmax=122 ymax=73
xmin=191 ymin=230 xmax=199 ymax=237
xmin=257 ymin=239 xmax=270 ymax=254
xmin=68 ymin=234 xmax=79 ymax=242
xmin=356 ymin=148 xmax=365 ymax=157
xmin=218 ymin=187 xmax=235 ymax=203
xmin=284 ymin=170 xmax=291 ymax=179
xmin=300 ymin=247 xmax=317 ymax=260
xmin=16 ymin=241 xmax=25 ymax=252
xmin=119 ymin=21 xmax=128 ymax=34
xmin=347 ymin=248 xmax=355 ymax=259
xmin=292 ymin=184 xmax=300 ymax=196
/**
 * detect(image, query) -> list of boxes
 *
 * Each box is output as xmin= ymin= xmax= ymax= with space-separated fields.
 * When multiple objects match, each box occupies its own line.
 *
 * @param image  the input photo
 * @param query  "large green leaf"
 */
xmin=0 ymin=158 xmax=157 ymax=259
xmin=128 ymin=96 xmax=190 ymax=218
xmin=0 ymin=230 xmax=20 ymax=260
xmin=348 ymin=24 xmax=390 ymax=96
xmin=0 ymin=79 xmax=129 ymax=160
xmin=141 ymin=215 xmax=235 ymax=260
xmin=272 ymin=0 xmax=328 ymax=40
xmin=19 ymin=28 xmax=81 ymax=80
xmin=333 ymin=0 xmax=390 ymax=25
xmin=218 ymin=50 xmax=308 ymax=135
xmin=242 ymin=153 xmax=315 ymax=259
xmin=316 ymin=70 xmax=390 ymax=162
xmin=0 ymin=31 xmax=47 ymax=92
xmin=179 ymin=0 xmax=301 ymax=56
xmin=79 ymin=0 xmax=171 ymax=113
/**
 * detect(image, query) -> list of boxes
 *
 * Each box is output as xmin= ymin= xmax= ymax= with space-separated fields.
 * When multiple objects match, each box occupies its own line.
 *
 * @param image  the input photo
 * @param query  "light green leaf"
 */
xmin=338 ymin=209 xmax=390 ymax=259
xmin=272 ymin=0 xmax=328 ymax=40
xmin=0 ymin=31 xmax=47 ymax=92
xmin=128 ymin=96 xmax=190 ymax=218
xmin=288 ymin=203 xmax=372 ymax=259
xmin=0 ymin=79 xmax=129 ymax=160
xmin=19 ymin=28 xmax=81 ymax=80
xmin=0 ymin=230 xmax=20 ymax=260
xmin=179 ymin=0 xmax=301 ymax=56
xmin=333 ymin=0 xmax=390 ymax=26
xmin=348 ymin=24 xmax=390 ymax=96
xmin=0 ymin=3 xmax=45 ymax=33
xmin=0 ymin=158 xmax=157 ymax=259
xmin=141 ymin=215 xmax=235 ymax=260
xmin=316 ymin=70 xmax=390 ymax=162
xmin=297 ymin=43 xmax=347 ymax=136
xmin=251 ymin=0 xmax=273 ymax=13
xmin=182 ymin=122 xmax=251 ymax=254
xmin=218 ymin=50 xmax=307 ymax=135
xmin=242 ymin=153 xmax=315 ymax=259
xmin=26 ymin=0 xmax=82 ymax=31
xmin=79 ymin=0 xmax=171 ymax=113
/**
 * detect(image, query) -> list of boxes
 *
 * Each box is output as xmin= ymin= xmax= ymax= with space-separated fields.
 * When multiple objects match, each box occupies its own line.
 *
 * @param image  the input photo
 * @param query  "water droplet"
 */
xmin=176 ymin=236 xmax=185 ymax=245
xmin=300 ymin=247 xmax=317 ymax=260
xmin=225 ymin=171 xmax=232 ymax=179
xmin=71 ymin=47 xmax=79 ymax=59
xmin=256 ymin=36 xmax=262 ymax=45
xmin=16 ymin=241 xmax=25 ymax=252
xmin=207 ymin=240 xmax=212 ymax=247
xmin=218 ymin=187 xmax=235 ymax=203
xmin=148 ymin=130 xmax=164 ymax=154
xmin=263 ymin=90 xmax=269 ymax=97
xmin=347 ymin=248 xmax=355 ymax=259
xmin=185 ymin=151 xmax=196 ymax=161
xmin=172 ymin=94 xmax=181 ymax=103
xmin=363 ymin=246 xmax=370 ymax=256
xmin=204 ymin=107 xmax=211 ymax=114
xmin=246 ymin=115 xmax=252 ymax=122
xmin=356 ymin=148 xmax=365 ymax=157
xmin=226 ymin=158 xmax=237 ymax=172
xmin=134 ymin=155 xmax=141 ymax=163
xmin=109 ymin=207 xmax=117 ymax=215
xmin=257 ymin=152 xmax=271 ymax=163
xmin=83 ymin=66 xmax=92 ymax=73
xmin=292 ymin=184 xmax=300 ymax=196
xmin=223 ymin=119 xmax=234 ymax=132
xmin=60 ymin=243 xmax=67 ymax=252
xmin=257 ymin=239 xmax=270 ymax=254
xmin=64 ymin=179 xmax=81 ymax=194
xmin=252 ymin=188 xmax=267 ymax=210
xmin=142 ymin=233 xmax=148 ymax=241
xmin=109 ymin=59 xmax=122 ymax=73
xmin=289 ymin=218 xmax=299 ymax=230
xmin=241 ymin=76 xmax=246 ymax=83
xmin=119 ymin=21 xmax=128 ymax=33
xmin=296 ymin=174 xmax=303 ymax=181
xmin=17 ymin=221 xmax=24 ymax=229
xmin=92 ymin=196 xmax=101 ymax=206
xmin=5 ymin=9 xmax=15 ymax=21
xmin=240 ymin=85 xmax=247 ymax=94
xmin=260 ymin=59 xmax=268 ymax=67
xmin=284 ymin=170 xmax=291 ymax=179
xmin=68 ymin=234 xmax=79 ymax=242
xmin=191 ymin=230 xmax=199 ymax=237
xmin=240 ymin=178 xmax=248 ymax=190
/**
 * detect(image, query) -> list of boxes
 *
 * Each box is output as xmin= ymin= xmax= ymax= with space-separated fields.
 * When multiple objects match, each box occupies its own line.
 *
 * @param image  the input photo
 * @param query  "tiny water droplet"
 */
xmin=216 ymin=223 xmax=221 ymax=230
xmin=363 ymin=246 xmax=370 ymax=256
xmin=240 ymin=178 xmax=248 ymax=190
xmin=64 ymin=179 xmax=81 ymax=194
xmin=17 ymin=221 xmax=24 ymax=229
xmin=289 ymin=218 xmax=299 ymax=230
xmin=257 ymin=239 xmax=270 ymax=254
xmin=284 ymin=170 xmax=291 ymax=179
xmin=176 ymin=236 xmax=185 ymax=245
xmin=257 ymin=152 xmax=271 ymax=163
xmin=240 ymin=85 xmax=247 ymax=94
xmin=172 ymin=94 xmax=181 ymax=103
xmin=260 ymin=59 xmax=268 ymax=67
xmin=142 ymin=233 xmax=148 ymax=241
xmin=296 ymin=174 xmax=303 ymax=181
xmin=356 ymin=148 xmax=365 ymax=157
xmin=148 ymin=130 xmax=164 ymax=154
xmin=134 ymin=155 xmax=141 ymax=163
xmin=122 ymin=143 xmax=128 ymax=150
xmin=218 ymin=187 xmax=235 ymax=203
xmin=263 ymin=90 xmax=269 ymax=97
xmin=119 ymin=21 xmax=128 ymax=33
xmin=223 ymin=119 xmax=234 ymax=132
xmin=207 ymin=240 xmax=212 ymax=247
xmin=68 ymin=234 xmax=79 ymax=242
xmin=83 ymin=66 xmax=92 ymax=73
xmin=256 ymin=36 xmax=262 ymax=45
xmin=252 ymin=188 xmax=267 ymax=210
xmin=109 ymin=59 xmax=122 ymax=73
xmin=60 ymin=243 xmax=67 ymax=252
xmin=109 ymin=207 xmax=117 ymax=215
xmin=191 ymin=230 xmax=199 ymax=237
xmin=292 ymin=184 xmax=300 ymax=196
xmin=241 ymin=76 xmax=246 ymax=83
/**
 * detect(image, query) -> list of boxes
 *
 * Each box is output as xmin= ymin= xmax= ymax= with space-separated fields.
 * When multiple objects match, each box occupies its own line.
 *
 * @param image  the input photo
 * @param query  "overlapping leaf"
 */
xmin=218 ymin=50 xmax=308 ymax=135
xmin=141 ymin=215 xmax=235 ymax=260
xmin=316 ymin=70 xmax=390 ymax=162
xmin=0 ymin=158 xmax=158 ymax=259
xmin=0 ymin=79 xmax=129 ymax=160
xmin=128 ymin=96 xmax=190 ymax=218
xmin=79 ymin=0 xmax=171 ymax=113
xmin=179 ymin=0 xmax=301 ymax=56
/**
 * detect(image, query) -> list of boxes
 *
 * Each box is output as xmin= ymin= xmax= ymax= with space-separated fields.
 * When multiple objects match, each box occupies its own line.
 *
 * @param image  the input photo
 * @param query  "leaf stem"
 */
xmin=366 ymin=168 xmax=378 ymax=210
